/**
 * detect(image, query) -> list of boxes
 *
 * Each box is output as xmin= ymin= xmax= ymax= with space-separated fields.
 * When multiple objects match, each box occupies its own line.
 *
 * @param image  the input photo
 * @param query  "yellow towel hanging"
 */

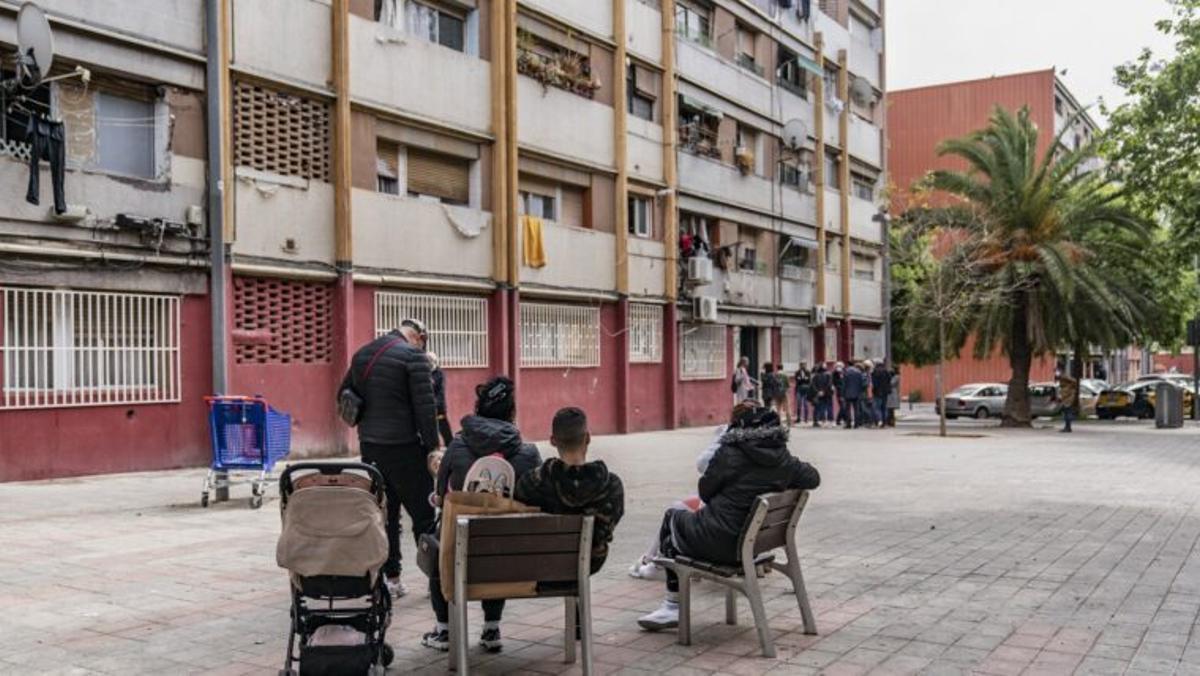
xmin=523 ymin=215 xmax=547 ymax=268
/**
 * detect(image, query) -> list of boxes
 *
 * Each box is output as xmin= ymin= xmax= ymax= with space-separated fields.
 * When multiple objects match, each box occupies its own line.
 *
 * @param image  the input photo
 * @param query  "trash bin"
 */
xmin=1156 ymin=382 xmax=1184 ymax=429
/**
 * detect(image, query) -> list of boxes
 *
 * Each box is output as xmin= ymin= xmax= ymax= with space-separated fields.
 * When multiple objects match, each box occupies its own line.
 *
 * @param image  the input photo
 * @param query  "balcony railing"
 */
xmin=677 ymin=27 xmax=713 ymax=49
xmin=678 ymin=124 xmax=722 ymax=159
xmin=735 ymin=53 xmax=765 ymax=78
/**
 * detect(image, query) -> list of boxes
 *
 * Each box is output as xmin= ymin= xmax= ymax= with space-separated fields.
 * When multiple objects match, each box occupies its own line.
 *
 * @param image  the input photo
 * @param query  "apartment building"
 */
xmin=0 ymin=0 xmax=886 ymax=481
xmin=888 ymin=69 xmax=1104 ymax=399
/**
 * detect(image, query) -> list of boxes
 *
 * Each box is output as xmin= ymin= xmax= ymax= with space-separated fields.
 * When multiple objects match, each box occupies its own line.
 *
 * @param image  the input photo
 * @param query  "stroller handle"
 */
xmin=278 ymin=462 xmax=387 ymax=507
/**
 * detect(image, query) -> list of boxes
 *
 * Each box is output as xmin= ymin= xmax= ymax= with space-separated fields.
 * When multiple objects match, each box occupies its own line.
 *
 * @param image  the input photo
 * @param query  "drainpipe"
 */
xmin=206 ymin=0 xmax=230 ymax=500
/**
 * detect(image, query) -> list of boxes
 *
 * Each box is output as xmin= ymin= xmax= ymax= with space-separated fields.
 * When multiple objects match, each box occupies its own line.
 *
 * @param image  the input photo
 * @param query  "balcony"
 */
xmin=522 ymin=223 xmax=616 ymax=292
xmin=678 ymin=150 xmax=774 ymax=214
xmin=352 ymin=189 xmax=494 ymax=280
xmin=349 ymin=15 xmax=491 ymax=135
xmin=517 ymin=76 xmax=614 ymax=168
xmin=626 ymin=0 xmax=662 ymax=64
xmin=850 ymin=279 xmax=883 ymax=318
xmin=781 ymin=185 xmax=818 ymax=226
xmin=628 ymin=117 xmax=664 ymax=184
xmin=232 ymin=174 xmax=335 ymax=266
xmin=779 ymin=87 xmax=816 ymax=139
xmin=849 ymin=116 xmax=882 ymax=168
xmin=43 ymin=1 xmax=204 ymax=54
xmin=850 ymin=196 xmax=882 ymax=244
xmin=712 ymin=268 xmax=774 ymax=309
xmin=824 ymin=272 xmax=844 ymax=314
xmin=629 ymin=238 xmax=667 ymax=298
xmin=522 ymin=0 xmax=612 ymax=39
xmin=857 ymin=0 xmax=882 ymax=14
xmin=849 ymin=36 xmax=881 ymax=87
xmin=781 ymin=273 xmax=816 ymax=312
xmin=232 ymin=0 xmax=330 ymax=88
xmin=676 ymin=38 xmax=772 ymax=118
xmin=813 ymin=9 xmax=850 ymax=60
xmin=735 ymin=53 xmax=766 ymax=78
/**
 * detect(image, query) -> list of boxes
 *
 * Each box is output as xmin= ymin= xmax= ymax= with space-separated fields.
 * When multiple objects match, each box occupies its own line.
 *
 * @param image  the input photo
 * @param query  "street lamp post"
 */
xmin=873 ymin=210 xmax=892 ymax=367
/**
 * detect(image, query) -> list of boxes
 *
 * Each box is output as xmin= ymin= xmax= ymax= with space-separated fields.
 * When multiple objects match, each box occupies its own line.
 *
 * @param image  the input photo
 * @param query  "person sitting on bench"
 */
xmin=515 ymin=407 xmax=625 ymax=576
xmin=637 ymin=405 xmax=820 ymax=631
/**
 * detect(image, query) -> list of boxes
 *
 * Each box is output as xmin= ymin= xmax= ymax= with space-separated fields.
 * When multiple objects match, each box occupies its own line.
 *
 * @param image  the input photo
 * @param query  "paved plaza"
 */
xmin=4 ymin=416 xmax=1200 ymax=675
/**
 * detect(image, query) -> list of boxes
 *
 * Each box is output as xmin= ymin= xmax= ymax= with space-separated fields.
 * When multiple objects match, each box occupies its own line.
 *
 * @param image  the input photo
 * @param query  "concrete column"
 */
xmin=665 ymin=303 xmax=680 ymax=429
xmin=813 ymin=34 xmax=826 ymax=308
xmin=616 ymin=298 xmax=631 ymax=433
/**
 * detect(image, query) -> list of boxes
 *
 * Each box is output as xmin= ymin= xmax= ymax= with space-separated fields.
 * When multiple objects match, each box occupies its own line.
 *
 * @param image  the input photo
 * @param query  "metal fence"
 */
xmin=520 ymin=302 xmax=601 ymax=368
xmin=629 ymin=303 xmax=663 ymax=364
xmin=1 ymin=287 xmax=181 ymax=409
xmin=680 ymin=323 xmax=727 ymax=380
xmin=375 ymin=291 xmax=489 ymax=369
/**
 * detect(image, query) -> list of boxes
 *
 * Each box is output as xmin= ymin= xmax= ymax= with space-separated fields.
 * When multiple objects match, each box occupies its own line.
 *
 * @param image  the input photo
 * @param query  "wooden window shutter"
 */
xmin=407 ymin=147 xmax=469 ymax=204
xmin=560 ymin=184 xmax=585 ymax=228
xmin=377 ymin=140 xmax=399 ymax=178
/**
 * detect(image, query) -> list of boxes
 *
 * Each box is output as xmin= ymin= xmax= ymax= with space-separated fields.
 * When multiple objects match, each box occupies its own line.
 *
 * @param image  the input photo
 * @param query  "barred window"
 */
xmin=521 ymin=303 xmax=600 ymax=368
xmin=680 ymin=323 xmax=726 ymax=380
xmin=629 ymin=303 xmax=662 ymax=363
xmin=233 ymin=81 xmax=331 ymax=182
xmin=1 ymin=288 xmax=181 ymax=409
xmin=375 ymin=291 xmax=488 ymax=369
xmin=780 ymin=324 xmax=813 ymax=371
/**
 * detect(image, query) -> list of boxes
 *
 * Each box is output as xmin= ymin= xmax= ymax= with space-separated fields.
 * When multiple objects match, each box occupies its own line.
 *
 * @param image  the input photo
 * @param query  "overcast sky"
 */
xmin=887 ymin=0 xmax=1179 ymax=120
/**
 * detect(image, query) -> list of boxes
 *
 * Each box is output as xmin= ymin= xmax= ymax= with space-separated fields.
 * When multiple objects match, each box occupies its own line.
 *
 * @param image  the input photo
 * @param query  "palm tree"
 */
xmin=926 ymin=107 xmax=1150 ymax=427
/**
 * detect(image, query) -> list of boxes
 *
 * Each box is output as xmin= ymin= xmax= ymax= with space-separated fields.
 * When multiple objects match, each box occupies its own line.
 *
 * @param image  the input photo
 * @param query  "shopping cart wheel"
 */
xmin=200 ymin=492 xmax=210 ymax=508
xmin=249 ymin=494 xmax=264 ymax=509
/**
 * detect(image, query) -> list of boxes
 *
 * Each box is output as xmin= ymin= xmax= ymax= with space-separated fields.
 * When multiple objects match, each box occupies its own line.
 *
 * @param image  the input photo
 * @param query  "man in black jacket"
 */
xmin=637 ymin=406 xmax=819 ymax=631
xmin=339 ymin=318 xmax=439 ymax=597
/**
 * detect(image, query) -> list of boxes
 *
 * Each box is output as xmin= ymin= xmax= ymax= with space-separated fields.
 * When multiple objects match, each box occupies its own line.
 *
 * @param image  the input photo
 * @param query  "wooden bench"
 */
xmin=448 ymin=513 xmax=596 ymax=675
xmin=654 ymin=489 xmax=816 ymax=658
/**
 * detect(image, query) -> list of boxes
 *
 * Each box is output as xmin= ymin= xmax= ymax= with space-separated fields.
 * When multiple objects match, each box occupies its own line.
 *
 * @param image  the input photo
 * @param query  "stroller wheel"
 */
xmin=381 ymin=642 xmax=394 ymax=666
xmin=200 ymin=492 xmax=210 ymax=508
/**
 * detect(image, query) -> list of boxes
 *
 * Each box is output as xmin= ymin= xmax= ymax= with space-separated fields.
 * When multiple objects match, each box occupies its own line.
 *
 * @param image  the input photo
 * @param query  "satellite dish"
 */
xmin=782 ymin=118 xmax=809 ymax=151
xmin=850 ymin=77 xmax=875 ymax=107
xmin=16 ymin=2 xmax=54 ymax=87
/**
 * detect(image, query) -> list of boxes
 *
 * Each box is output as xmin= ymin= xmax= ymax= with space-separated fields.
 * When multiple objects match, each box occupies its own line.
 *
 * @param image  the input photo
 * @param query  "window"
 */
xmin=739 ymin=246 xmax=758 ymax=272
xmin=735 ymin=25 xmax=762 ymax=76
xmin=779 ymin=162 xmax=809 ymax=191
xmin=407 ymin=147 xmax=469 ymax=205
xmin=406 ymin=0 xmax=465 ymax=52
xmin=852 ymin=176 xmax=875 ymax=201
xmin=818 ymin=0 xmax=840 ymax=18
xmin=96 ymin=92 xmax=156 ymax=178
xmin=678 ymin=97 xmax=721 ymax=158
xmin=375 ymin=291 xmax=488 ymax=368
xmin=628 ymin=195 xmax=652 ymax=238
xmin=853 ymin=253 xmax=876 ymax=280
xmin=520 ymin=303 xmax=601 ymax=368
xmin=825 ymin=154 xmax=842 ymax=189
xmin=626 ymin=65 xmax=655 ymax=121
xmin=520 ymin=191 xmax=556 ymax=220
xmin=375 ymin=0 xmax=400 ymax=29
xmin=780 ymin=238 xmax=816 ymax=276
xmin=680 ymin=323 xmax=726 ymax=380
xmin=780 ymin=325 xmax=813 ymax=371
xmin=826 ymin=241 xmax=839 ymax=271
xmin=1 ymin=287 xmax=181 ymax=409
xmin=675 ymin=0 xmax=712 ymax=47
xmin=776 ymin=47 xmax=808 ymax=99
xmin=629 ymin=304 xmax=663 ymax=363
xmin=376 ymin=141 xmax=399 ymax=195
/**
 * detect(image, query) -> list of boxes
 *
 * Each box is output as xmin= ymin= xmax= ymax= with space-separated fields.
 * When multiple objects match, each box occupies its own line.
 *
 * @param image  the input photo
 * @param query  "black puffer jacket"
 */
xmin=436 ymin=415 xmax=541 ymax=496
xmin=339 ymin=331 xmax=438 ymax=448
xmin=515 ymin=458 xmax=625 ymax=573
xmin=670 ymin=425 xmax=820 ymax=565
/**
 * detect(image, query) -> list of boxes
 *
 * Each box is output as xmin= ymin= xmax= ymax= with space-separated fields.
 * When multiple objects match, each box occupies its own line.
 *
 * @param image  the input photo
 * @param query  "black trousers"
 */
xmin=437 ymin=414 xmax=454 ymax=448
xmin=25 ymin=117 xmax=66 ymax=214
xmin=658 ymin=510 xmax=684 ymax=593
xmin=361 ymin=442 xmax=436 ymax=578
xmin=428 ymin=570 xmax=505 ymax=624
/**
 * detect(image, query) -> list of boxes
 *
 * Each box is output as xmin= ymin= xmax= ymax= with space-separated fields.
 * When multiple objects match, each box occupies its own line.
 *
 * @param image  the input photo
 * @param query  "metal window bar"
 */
xmin=1 ymin=287 xmax=181 ymax=410
xmin=520 ymin=303 xmax=601 ymax=368
xmin=374 ymin=291 xmax=488 ymax=369
xmin=629 ymin=304 xmax=663 ymax=364
xmin=680 ymin=323 xmax=727 ymax=380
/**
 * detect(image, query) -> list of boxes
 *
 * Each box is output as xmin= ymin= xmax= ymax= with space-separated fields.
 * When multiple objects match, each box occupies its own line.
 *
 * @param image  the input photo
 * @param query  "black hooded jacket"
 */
xmin=670 ymin=425 xmax=820 ymax=564
xmin=436 ymin=415 xmax=541 ymax=496
xmin=515 ymin=458 xmax=625 ymax=573
xmin=339 ymin=331 xmax=438 ymax=448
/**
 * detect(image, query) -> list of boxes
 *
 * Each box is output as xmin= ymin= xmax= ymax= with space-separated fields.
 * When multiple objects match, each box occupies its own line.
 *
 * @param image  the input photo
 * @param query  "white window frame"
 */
xmin=406 ymin=0 xmax=467 ymax=52
xmin=374 ymin=291 xmax=488 ymax=368
xmin=520 ymin=190 xmax=557 ymax=221
xmin=94 ymin=91 xmax=161 ymax=180
xmin=629 ymin=303 xmax=663 ymax=363
xmin=680 ymin=323 xmax=726 ymax=380
xmin=1 ymin=287 xmax=181 ymax=410
xmin=520 ymin=303 xmax=601 ymax=368
xmin=852 ymin=253 xmax=877 ymax=281
xmin=629 ymin=195 xmax=653 ymax=238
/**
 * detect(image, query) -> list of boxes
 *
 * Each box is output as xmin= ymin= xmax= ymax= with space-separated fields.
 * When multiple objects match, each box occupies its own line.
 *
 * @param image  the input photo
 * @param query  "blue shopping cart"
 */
xmin=202 ymin=395 xmax=292 ymax=509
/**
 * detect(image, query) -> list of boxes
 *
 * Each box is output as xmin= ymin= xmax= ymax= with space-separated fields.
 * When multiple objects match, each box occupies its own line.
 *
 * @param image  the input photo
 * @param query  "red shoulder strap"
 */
xmin=362 ymin=336 xmax=406 ymax=382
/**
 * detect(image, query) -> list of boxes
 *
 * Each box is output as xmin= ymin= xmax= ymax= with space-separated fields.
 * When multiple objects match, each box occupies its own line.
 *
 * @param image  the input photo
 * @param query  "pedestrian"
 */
xmin=1058 ymin=370 xmax=1079 ymax=433
xmin=794 ymin=362 xmax=812 ymax=425
xmin=429 ymin=352 xmax=454 ymax=448
xmin=423 ymin=376 xmax=541 ymax=653
xmin=886 ymin=367 xmax=900 ymax=427
xmin=760 ymin=363 xmax=790 ymax=425
xmin=812 ymin=362 xmax=834 ymax=427
xmin=636 ymin=405 xmax=820 ymax=631
xmin=870 ymin=360 xmax=891 ymax=429
xmin=774 ymin=367 xmax=792 ymax=426
xmin=832 ymin=362 xmax=847 ymax=426
xmin=732 ymin=356 xmax=757 ymax=404
xmin=337 ymin=319 xmax=439 ymax=598
xmin=843 ymin=362 xmax=864 ymax=429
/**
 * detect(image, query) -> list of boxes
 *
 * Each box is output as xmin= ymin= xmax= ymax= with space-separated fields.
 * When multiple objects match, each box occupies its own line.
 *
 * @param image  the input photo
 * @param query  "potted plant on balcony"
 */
xmin=735 ymin=146 xmax=755 ymax=175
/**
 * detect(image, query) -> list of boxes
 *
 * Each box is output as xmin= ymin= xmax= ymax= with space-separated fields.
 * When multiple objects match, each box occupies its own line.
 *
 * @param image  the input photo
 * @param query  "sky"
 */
xmin=887 ymin=0 xmax=1180 ymax=120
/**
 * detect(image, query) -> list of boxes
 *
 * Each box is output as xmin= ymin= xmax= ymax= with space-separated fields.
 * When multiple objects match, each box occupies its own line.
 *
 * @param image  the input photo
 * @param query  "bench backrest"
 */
xmin=455 ymin=513 xmax=593 ymax=585
xmin=738 ymin=489 xmax=810 ymax=560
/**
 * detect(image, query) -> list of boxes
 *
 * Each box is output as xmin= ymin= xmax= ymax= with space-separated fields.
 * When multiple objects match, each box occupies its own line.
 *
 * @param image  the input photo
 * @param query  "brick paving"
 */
xmin=3 ymin=417 xmax=1200 ymax=674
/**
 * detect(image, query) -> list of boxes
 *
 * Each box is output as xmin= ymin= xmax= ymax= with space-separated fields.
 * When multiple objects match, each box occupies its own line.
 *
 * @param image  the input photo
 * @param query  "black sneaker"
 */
xmin=421 ymin=627 xmax=449 ymax=652
xmin=479 ymin=626 xmax=503 ymax=653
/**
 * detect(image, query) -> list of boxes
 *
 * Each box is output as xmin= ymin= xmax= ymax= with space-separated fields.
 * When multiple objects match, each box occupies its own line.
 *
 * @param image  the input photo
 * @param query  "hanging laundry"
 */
xmin=523 ymin=215 xmax=547 ymax=268
xmin=25 ymin=116 xmax=66 ymax=215
xmin=798 ymin=0 xmax=812 ymax=21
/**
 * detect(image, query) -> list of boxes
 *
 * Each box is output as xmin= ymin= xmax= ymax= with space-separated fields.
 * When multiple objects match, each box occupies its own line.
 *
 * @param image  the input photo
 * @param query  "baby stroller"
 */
xmin=277 ymin=463 xmax=395 ymax=676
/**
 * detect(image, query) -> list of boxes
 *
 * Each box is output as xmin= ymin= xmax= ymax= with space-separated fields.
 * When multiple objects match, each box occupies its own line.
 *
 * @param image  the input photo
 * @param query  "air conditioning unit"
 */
xmin=809 ymin=304 xmax=827 ymax=327
xmin=686 ymin=256 xmax=713 ymax=285
xmin=693 ymin=296 xmax=719 ymax=323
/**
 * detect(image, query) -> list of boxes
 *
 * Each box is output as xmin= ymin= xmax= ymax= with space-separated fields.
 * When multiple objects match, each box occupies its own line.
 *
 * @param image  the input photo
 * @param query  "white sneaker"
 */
xmin=637 ymin=599 xmax=680 ymax=631
xmin=628 ymin=557 xmax=665 ymax=581
xmin=385 ymin=575 xmax=408 ymax=598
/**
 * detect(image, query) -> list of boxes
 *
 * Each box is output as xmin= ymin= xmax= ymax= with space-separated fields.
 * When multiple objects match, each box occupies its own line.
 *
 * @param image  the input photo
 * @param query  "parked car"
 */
xmin=1028 ymin=381 xmax=1100 ymax=418
xmin=935 ymin=383 xmax=1008 ymax=419
xmin=1096 ymin=380 xmax=1195 ymax=420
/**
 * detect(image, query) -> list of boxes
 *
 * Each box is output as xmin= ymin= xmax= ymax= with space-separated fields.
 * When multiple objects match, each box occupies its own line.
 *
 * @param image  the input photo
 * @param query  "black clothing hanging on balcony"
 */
xmin=24 ymin=115 xmax=67 ymax=215
xmin=798 ymin=0 xmax=812 ymax=21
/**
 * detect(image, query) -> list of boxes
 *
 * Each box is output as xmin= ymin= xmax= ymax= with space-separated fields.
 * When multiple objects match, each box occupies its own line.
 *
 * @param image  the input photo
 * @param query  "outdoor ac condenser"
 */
xmin=687 ymin=256 xmax=714 ymax=285
xmin=693 ymin=296 xmax=719 ymax=322
xmin=809 ymin=304 xmax=827 ymax=327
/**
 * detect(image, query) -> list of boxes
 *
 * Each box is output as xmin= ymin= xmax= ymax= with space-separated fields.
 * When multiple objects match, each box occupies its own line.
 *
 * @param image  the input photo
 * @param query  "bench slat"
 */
xmin=465 ymin=553 xmax=581 ymax=584
xmin=466 ymin=514 xmax=583 ymax=537
xmin=762 ymin=490 xmax=802 ymax=509
xmin=754 ymin=525 xmax=790 ymax=554
xmin=467 ymin=533 xmax=581 ymax=556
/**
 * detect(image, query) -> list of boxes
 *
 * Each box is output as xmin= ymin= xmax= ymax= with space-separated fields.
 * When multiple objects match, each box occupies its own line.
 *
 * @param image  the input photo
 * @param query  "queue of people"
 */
xmin=791 ymin=359 xmax=899 ymax=429
xmin=338 ymin=319 xmax=823 ymax=659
